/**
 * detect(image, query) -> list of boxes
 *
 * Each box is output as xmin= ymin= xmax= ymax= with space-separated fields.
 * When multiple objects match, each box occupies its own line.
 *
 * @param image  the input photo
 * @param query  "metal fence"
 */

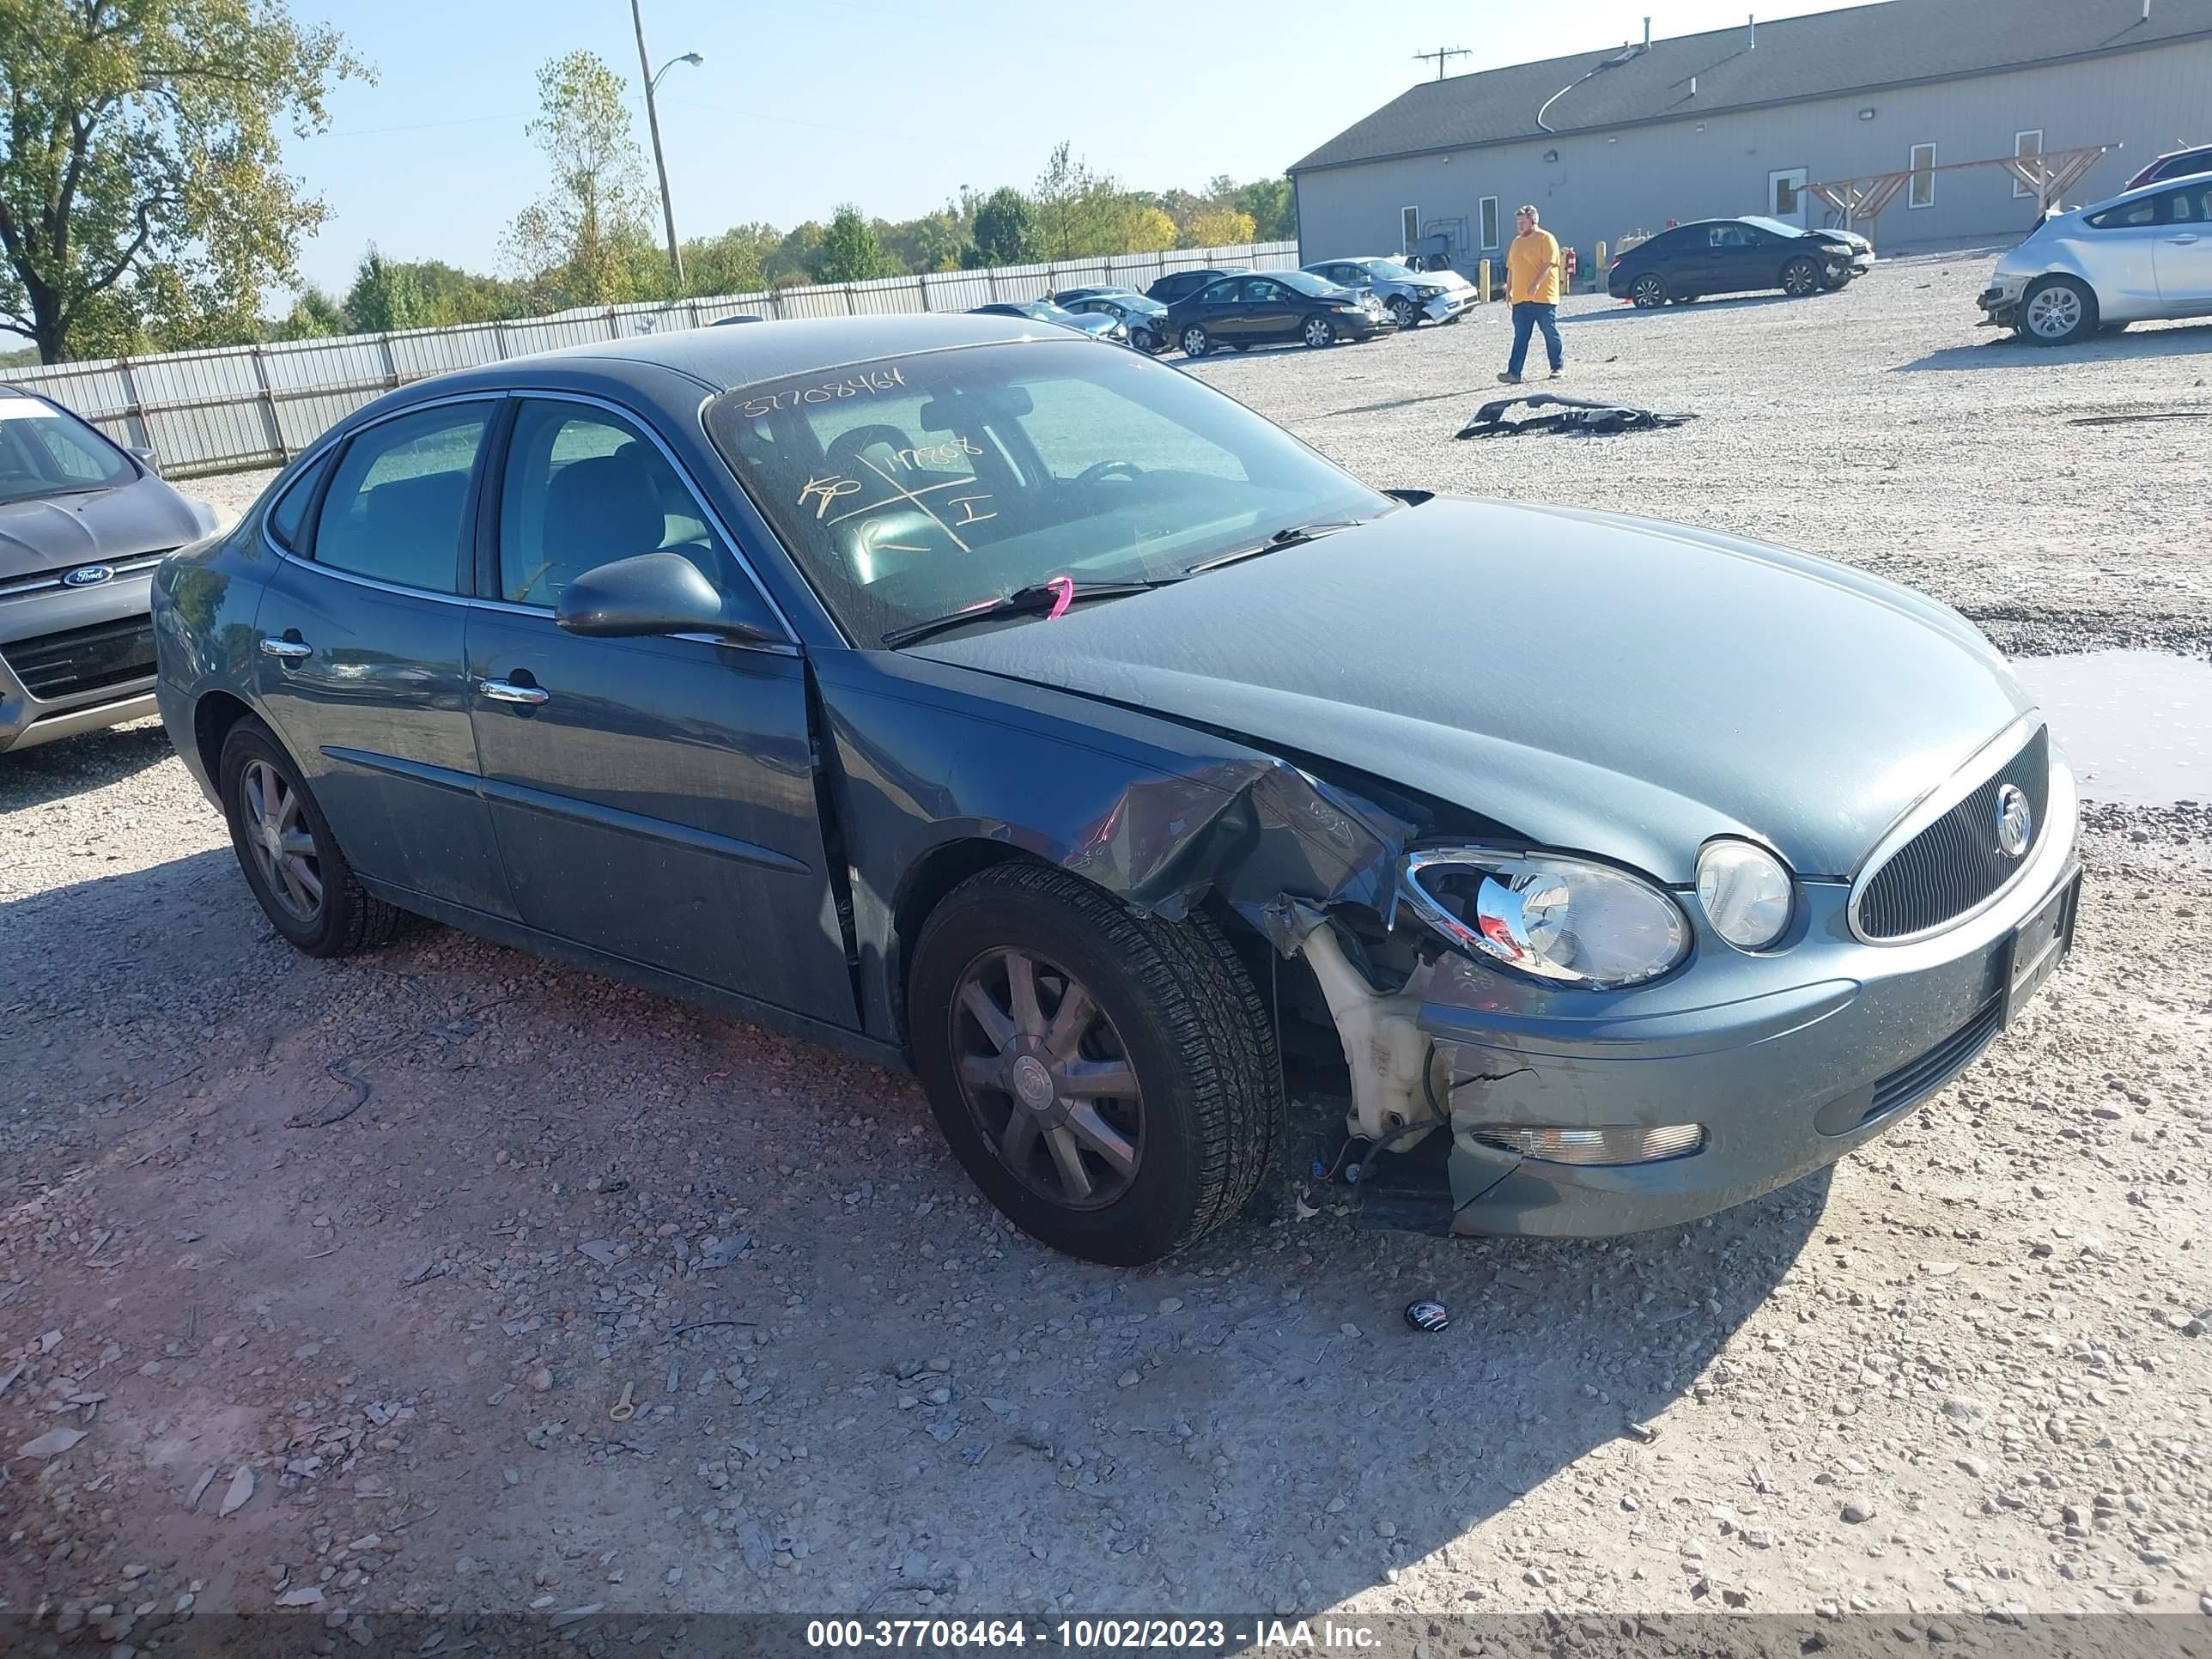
xmin=5 ymin=241 xmax=1300 ymax=478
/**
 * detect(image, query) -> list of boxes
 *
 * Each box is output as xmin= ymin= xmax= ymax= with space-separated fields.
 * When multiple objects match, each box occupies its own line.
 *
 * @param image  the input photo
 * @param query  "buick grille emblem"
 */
xmin=61 ymin=564 xmax=114 ymax=587
xmin=1995 ymin=784 xmax=2033 ymax=858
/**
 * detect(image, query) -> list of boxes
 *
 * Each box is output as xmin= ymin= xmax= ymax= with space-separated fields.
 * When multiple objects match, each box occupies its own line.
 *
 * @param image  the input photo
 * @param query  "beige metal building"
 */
xmin=1291 ymin=0 xmax=2212 ymax=271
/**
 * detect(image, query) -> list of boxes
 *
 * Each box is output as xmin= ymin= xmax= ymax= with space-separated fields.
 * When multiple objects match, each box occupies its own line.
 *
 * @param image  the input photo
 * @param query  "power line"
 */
xmin=1413 ymin=45 xmax=1471 ymax=81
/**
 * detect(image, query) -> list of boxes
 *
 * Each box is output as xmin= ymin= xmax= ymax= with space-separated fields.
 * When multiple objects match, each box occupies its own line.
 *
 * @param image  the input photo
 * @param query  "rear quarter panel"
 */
xmin=152 ymin=518 xmax=271 ymax=795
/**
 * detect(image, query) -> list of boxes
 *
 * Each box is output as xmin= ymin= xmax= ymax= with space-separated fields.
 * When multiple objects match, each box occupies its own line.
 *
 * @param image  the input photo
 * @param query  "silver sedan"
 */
xmin=1979 ymin=171 xmax=2212 ymax=344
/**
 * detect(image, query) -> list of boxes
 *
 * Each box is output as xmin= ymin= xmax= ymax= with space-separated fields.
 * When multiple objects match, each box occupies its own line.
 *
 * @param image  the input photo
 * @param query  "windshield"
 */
xmin=1738 ymin=216 xmax=1808 ymax=239
xmin=0 ymin=398 xmax=136 ymax=503
xmin=702 ymin=340 xmax=1389 ymax=646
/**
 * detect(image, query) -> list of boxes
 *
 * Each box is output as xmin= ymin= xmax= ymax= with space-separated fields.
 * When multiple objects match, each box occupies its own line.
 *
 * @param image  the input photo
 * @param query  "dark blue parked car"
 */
xmin=153 ymin=316 xmax=2077 ymax=1265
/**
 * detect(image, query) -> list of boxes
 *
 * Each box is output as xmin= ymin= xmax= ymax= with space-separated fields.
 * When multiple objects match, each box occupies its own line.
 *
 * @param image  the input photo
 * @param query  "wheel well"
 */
xmin=192 ymin=690 xmax=256 ymax=784
xmin=890 ymin=840 xmax=1046 ymax=1042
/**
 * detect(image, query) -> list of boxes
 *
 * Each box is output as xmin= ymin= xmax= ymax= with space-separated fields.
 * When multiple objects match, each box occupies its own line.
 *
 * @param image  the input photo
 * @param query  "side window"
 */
xmin=2164 ymin=184 xmax=2212 ymax=223
xmin=309 ymin=404 xmax=488 ymax=593
xmin=2087 ymin=198 xmax=2158 ymax=229
xmin=265 ymin=452 xmax=333 ymax=551
xmin=499 ymin=401 xmax=732 ymax=607
xmin=1239 ymin=278 xmax=1281 ymax=303
xmin=1195 ymin=280 xmax=1236 ymax=304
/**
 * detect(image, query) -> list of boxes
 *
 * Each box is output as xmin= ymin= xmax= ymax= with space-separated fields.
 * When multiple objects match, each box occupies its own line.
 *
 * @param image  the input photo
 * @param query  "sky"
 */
xmin=288 ymin=0 xmax=1863 ymax=294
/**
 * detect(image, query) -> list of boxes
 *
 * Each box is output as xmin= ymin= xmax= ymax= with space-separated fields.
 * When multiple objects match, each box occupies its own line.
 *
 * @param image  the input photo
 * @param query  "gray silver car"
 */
xmin=150 ymin=317 xmax=2079 ymax=1265
xmin=2 ymin=387 xmax=217 ymax=754
xmin=1978 ymin=172 xmax=2212 ymax=343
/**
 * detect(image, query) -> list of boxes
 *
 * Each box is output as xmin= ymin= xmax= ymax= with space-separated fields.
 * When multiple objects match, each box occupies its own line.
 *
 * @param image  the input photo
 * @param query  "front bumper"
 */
xmin=1420 ymin=753 xmax=2079 ymax=1237
xmin=1977 ymin=282 xmax=2026 ymax=328
xmin=0 ymin=574 xmax=161 ymax=755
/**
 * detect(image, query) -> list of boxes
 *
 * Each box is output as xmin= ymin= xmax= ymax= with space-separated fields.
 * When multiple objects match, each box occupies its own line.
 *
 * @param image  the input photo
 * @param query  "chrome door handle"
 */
xmin=480 ymin=678 xmax=550 ymax=706
xmin=2171 ymin=233 xmax=2202 ymax=244
xmin=258 ymin=637 xmax=312 ymax=660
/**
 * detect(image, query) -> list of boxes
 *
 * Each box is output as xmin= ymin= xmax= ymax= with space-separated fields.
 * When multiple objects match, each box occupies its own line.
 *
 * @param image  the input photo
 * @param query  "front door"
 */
xmin=463 ymin=396 xmax=854 ymax=1025
xmin=1232 ymin=276 xmax=1297 ymax=343
xmin=2154 ymin=179 xmax=2212 ymax=313
xmin=1767 ymin=167 xmax=1809 ymax=228
xmin=253 ymin=398 xmax=518 ymax=920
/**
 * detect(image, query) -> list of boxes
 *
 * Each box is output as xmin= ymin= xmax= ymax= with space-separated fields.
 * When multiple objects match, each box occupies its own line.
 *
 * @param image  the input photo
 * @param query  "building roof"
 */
xmin=1291 ymin=0 xmax=2212 ymax=173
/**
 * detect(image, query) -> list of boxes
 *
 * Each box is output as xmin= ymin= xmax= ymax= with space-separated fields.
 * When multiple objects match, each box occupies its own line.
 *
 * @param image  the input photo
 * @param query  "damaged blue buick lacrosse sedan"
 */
xmin=152 ymin=314 xmax=2079 ymax=1265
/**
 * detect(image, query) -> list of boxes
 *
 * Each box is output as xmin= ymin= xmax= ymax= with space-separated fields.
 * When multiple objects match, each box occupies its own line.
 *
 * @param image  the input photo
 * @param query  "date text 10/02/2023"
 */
xmin=803 ymin=1619 xmax=1382 ymax=1649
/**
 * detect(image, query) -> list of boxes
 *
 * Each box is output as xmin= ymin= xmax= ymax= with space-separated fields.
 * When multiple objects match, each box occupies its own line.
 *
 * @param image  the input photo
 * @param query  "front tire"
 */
xmin=2021 ymin=276 xmax=2096 ymax=345
xmin=1131 ymin=328 xmax=1157 ymax=352
xmin=1389 ymin=295 xmax=1419 ymax=329
xmin=1781 ymin=256 xmax=1821 ymax=296
xmin=1629 ymin=273 xmax=1668 ymax=308
xmin=908 ymin=865 xmax=1279 ymax=1266
xmin=218 ymin=716 xmax=404 ymax=957
xmin=1302 ymin=316 xmax=1336 ymax=348
xmin=1180 ymin=325 xmax=1211 ymax=358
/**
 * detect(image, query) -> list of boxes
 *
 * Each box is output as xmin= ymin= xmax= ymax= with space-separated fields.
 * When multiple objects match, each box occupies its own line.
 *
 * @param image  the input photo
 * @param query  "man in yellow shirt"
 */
xmin=1499 ymin=204 xmax=1565 ymax=384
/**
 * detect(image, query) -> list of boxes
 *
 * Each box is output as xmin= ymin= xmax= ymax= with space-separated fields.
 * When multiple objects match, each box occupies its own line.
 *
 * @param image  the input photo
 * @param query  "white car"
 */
xmin=1302 ymin=257 xmax=1476 ymax=328
xmin=1978 ymin=172 xmax=2212 ymax=344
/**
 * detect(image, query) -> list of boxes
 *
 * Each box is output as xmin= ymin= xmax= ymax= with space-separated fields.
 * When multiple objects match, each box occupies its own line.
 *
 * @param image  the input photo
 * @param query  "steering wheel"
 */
xmin=1076 ymin=459 xmax=1143 ymax=486
xmin=824 ymin=423 xmax=915 ymax=480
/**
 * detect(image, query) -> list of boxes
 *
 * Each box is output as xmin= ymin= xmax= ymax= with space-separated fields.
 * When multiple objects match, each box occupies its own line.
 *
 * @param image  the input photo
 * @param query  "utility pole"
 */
xmin=629 ymin=0 xmax=699 ymax=289
xmin=1413 ymin=45 xmax=1471 ymax=81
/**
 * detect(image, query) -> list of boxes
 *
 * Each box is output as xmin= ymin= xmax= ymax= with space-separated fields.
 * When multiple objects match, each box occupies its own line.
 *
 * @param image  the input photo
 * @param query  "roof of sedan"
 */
xmin=509 ymin=312 xmax=1043 ymax=393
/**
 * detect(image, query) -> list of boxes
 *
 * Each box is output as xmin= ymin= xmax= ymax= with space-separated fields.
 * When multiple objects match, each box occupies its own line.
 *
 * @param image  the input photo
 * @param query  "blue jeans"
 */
xmin=1508 ymin=301 xmax=1563 ymax=376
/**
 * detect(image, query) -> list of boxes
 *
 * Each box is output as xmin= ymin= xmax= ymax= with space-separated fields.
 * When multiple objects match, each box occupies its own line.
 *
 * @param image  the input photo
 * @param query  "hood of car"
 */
xmin=910 ymin=498 xmax=2031 ymax=884
xmin=0 ymin=477 xmax=201 ymax=581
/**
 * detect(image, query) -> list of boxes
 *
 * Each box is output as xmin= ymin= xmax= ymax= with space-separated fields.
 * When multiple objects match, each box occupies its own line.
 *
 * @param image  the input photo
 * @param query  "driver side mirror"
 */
xmin=554 ymin=551 xmax=777 ymax=645
xmin=129 ymin=445 xmax=161 ymax=474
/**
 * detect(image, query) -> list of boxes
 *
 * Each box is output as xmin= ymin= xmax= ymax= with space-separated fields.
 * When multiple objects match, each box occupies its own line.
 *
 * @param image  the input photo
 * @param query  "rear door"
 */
xmin=252 ymin=398 xmax=518 ymax=919
xmin=462 ymin=393 xmax=854 ymax=1024
xmin=2154 ymin=180 xmax=2212 ymax=313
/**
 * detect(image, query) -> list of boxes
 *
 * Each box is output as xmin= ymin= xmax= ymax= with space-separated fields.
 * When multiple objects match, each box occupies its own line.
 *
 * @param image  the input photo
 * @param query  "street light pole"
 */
xmin=629 ymin=0 xmax=698 ymax=289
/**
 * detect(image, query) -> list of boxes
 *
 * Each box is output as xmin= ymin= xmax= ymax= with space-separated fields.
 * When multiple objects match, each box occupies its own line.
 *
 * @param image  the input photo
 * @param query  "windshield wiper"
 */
xmin=1183 ymin=520 xmax=1363 ymax=576
xmin=880 ymin=576 xmax=1179 ymax=649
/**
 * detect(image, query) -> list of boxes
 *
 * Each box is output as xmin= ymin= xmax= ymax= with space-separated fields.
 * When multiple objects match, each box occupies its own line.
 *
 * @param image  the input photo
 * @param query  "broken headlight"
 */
xmin=1400 ymin=848 xmax=1690 ymax=989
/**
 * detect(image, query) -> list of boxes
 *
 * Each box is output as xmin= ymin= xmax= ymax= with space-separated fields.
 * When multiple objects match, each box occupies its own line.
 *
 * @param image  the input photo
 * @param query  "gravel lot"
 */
xmin=3 ymin=247 xmax=2209 ymax=1646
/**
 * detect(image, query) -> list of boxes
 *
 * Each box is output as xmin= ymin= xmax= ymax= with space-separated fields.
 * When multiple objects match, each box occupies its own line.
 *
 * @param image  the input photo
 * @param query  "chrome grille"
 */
xmin=2 ymin=616 xmax=157 ymax=699
xmin=0 ymin=550 xmax=167 ymax=602
xmin=1856 ymin=726 xmax=2049 ymax=941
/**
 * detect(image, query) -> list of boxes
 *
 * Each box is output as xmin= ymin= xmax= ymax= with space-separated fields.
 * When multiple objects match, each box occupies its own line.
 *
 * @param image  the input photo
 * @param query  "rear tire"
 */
xmin=2021 ymin=276 xmax=2096 ymax=345
xmin=218 ymin=717 xmax=404 ymax=957
xmin=1629 ymin=273 xmax=1668 ymax=308
xmin=908 ymin=865 xmax=1279 ymax=1266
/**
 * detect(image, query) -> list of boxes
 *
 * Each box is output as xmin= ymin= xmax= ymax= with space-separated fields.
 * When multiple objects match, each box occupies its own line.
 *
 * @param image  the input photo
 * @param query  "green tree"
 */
xmin=766 ymin=220 xmax=826 ymax=286
xmin=0 ymin=0 xmax=366 ymax=362
xmin=684 ymin=223 xmax=777 ymax=296
xmin=272 ymin=285 xmax=347 ymax=339
xmin=882 ymin=209 xmax=964 ymax=275
xmin=504 ymin=50 xmax=655 ymax=307
xmin=344 ymin=246 xmax=425 ymax=331
xmin=811 ymin=204 xmax=898 ymax=283
xmin=1183 ymin=206 xmax=1256 ymax=249
xmin=1231 ymin=177 xmax=1297 ymax=241
xmin=968 ymin=186 xmax=1036 ymax=266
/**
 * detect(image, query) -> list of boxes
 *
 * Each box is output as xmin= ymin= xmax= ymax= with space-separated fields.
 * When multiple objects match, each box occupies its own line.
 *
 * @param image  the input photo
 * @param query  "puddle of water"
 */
xmin=2008 ymin=650 xmax=2212 ymax=806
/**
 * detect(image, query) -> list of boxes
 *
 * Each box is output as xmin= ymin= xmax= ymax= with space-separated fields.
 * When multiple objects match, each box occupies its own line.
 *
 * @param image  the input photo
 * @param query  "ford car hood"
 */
xmin=910 ymin=498 xmax=2033 ymax=884
xmin=0 ymin=479 xmax=199 ymax=581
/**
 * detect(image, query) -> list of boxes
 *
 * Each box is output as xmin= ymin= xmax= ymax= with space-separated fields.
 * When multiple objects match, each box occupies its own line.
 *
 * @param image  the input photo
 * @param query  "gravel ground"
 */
xmin=3 ymin=248 xmax=2209 ymax=1645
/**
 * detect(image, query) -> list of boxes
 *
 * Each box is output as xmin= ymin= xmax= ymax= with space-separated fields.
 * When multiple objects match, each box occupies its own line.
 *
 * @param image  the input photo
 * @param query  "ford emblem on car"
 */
xmin=1996 ymin=783 xmax=2033 ymax=858
xmin=62 ymin=563 xmax=115 ymax=587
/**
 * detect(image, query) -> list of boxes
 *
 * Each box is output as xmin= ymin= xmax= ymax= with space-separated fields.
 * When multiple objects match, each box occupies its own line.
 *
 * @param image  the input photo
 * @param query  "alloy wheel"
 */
xmin=949 ymin=947 xmax=1143 ymax=1211
xmin=1181 ymin=326 xmax=1208 ymax=357
xmin=239 ymin=757 xmax=322 ymax=922
xmin=1782 ymin=258 xmax=1819 ymax=295
xmin=2027 ymin=285 xmax=2082 ymax=340
xmin=1389 ymin=296 xmax=1417 ymax=327
xmin=1304 ymin=317 xmax=1334 ymax=348
xmin=1632 ymin=276 xmax=1665 ymax=307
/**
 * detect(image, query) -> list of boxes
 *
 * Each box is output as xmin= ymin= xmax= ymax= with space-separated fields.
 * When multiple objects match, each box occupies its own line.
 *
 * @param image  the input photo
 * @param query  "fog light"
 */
xmin=1467 ymin=1123 xmax=1705 ymax=1165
